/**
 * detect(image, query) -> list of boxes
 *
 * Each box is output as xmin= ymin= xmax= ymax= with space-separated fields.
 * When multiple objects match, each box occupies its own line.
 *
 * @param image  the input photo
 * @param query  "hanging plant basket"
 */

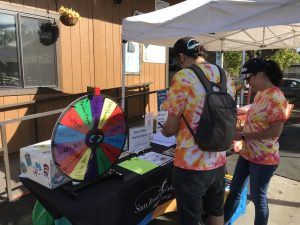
xmin=58 ymin=6 xmax=80 ymax=27
xmin=38 ymin=22 xmax=60 ymax=46
xmin=59 ymin=14 xmax=78 ymax=26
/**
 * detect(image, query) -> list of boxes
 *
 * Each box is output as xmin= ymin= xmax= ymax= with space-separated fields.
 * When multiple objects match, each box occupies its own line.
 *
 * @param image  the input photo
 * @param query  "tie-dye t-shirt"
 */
xmin=240 ymin=87 xmax=288 ymax=165
xmin=162 ymin=64 xmax=236 ymax=171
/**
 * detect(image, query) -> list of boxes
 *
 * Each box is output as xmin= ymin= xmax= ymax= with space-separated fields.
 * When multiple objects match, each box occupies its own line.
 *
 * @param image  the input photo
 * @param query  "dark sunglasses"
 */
xmin=243 ymin=73 xmax=255 ymax=80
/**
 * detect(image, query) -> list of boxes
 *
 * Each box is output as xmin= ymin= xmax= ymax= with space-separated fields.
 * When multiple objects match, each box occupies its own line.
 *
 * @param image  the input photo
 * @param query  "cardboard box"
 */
xmin=20 ymin=140 xmax=70 ymax=189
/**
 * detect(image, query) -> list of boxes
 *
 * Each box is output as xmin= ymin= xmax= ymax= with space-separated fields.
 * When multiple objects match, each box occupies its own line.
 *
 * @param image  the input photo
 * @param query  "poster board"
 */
xmin=125 ymin=41 xmax=140 ymax=74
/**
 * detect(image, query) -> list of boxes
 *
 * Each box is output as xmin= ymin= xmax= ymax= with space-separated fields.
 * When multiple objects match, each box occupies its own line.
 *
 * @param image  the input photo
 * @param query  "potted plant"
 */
xmin=39 ymin=22 xmax=59 ymax=46
xmin=59 ymin=6 xmax=80 ymax=26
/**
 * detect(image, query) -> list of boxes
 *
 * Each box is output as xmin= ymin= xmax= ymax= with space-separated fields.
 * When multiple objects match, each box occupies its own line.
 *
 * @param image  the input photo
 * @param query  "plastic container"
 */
xmin=225 ymin=174 xmax=248 ymax=225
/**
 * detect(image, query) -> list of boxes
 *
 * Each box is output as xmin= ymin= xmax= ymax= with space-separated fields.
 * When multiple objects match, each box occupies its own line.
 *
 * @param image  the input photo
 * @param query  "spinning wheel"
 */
xmin=51 ymin=94 xmax=127 ymax=181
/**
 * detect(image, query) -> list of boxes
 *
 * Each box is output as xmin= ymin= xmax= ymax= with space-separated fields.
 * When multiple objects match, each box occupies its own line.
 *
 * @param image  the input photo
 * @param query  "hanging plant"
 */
xmin=38 ymin=22 xmax=60 ymax=46
xmin=58 ymin=6 xmax=80 ymax=26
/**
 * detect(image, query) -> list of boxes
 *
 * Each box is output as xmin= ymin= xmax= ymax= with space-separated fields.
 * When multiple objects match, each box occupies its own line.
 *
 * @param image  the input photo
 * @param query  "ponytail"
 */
xmin=264 ymin=60 xmax=283 ymax=87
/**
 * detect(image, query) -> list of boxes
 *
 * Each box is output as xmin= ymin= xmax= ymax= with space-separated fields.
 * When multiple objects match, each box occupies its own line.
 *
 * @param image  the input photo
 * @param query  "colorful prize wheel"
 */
xmin=51 ymin=94 xmax=127 ymax=181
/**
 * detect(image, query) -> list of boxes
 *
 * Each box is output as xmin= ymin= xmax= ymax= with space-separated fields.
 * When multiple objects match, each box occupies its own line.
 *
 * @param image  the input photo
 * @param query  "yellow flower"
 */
xmin=58 ymin=5 xmax=80 ymax=19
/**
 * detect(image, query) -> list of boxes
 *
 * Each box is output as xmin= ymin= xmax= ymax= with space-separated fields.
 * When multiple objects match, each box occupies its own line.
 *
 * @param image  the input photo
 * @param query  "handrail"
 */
xmin=0 ymin=108 xmax=65 ymax=126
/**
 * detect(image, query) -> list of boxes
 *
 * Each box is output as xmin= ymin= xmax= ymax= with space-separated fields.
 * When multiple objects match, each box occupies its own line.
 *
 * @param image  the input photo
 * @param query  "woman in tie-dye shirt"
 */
xmin=224 ymin=58 xmax=289 ymax=225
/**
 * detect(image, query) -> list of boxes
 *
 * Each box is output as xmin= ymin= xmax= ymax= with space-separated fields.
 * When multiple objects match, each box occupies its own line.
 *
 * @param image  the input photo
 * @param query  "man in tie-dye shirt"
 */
xmin=224 ymin=58 xmax=289 ymax=225
xmin=161 ymin=37 xmax=235 ymax=225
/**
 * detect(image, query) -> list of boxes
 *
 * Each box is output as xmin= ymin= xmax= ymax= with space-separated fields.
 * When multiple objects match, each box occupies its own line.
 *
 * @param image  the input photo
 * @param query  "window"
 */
xmin=0 ymin=10 xmax=57 ymax=88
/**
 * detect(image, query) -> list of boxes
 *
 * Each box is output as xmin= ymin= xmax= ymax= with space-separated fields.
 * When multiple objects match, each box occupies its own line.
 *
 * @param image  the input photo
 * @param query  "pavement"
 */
xmin=0 ymin=120 xmax=299 ymax=225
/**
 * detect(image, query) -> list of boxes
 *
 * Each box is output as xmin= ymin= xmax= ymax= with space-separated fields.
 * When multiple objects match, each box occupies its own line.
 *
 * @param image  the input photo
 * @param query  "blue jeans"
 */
xmin=224 ymin=156 xmax=278 ymax=225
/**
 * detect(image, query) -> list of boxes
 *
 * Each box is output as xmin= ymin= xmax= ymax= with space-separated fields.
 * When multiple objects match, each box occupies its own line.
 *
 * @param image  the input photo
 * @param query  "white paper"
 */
xmin=143 ymin=44 xmax=166 ymax=63
xmin=151 ymin=131 xmax=176 ymax=147
xmin=138 ymin=151 xmax=173 ymax=166
xmin=125 ymin=41 xmax=140 ymax=74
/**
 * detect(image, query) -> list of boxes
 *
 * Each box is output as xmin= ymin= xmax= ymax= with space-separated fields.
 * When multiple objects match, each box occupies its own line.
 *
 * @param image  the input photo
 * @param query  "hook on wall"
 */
xmin=114 ymin=0 xmax=122 ymax=6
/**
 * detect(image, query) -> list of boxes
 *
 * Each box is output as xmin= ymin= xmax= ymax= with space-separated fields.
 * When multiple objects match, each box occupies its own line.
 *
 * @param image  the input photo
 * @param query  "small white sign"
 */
xmin=156 ymin=111 xmax=168 ymax=132
xmin=145 ymin=113 xmax=154 ymax=134
xmin=143 ymin=44 xmax=166 ymax=64
xmin=129 ymin=126 xmax=151 ymax=153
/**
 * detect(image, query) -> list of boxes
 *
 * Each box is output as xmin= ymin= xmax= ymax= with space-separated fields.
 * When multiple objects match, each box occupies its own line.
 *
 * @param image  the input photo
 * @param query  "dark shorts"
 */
xmin=173 ymin=166 xmax=225 ymax=225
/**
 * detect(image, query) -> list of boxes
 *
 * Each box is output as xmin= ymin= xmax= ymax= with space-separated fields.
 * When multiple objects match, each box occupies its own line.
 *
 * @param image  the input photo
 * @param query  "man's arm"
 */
xmin=161 ymin=113 xmax=181 ymax=137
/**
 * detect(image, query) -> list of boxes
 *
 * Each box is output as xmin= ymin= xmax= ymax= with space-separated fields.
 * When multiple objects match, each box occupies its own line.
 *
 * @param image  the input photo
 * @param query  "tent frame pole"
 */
xmin=121 ymin=40 xmax=127 ymax=109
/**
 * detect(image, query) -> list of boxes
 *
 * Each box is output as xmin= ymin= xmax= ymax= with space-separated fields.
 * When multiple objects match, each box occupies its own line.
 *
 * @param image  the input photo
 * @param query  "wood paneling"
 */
xmin=69 ymin=0 xmax=82 ymax=93
xmin=78 ymin=0 xmax=92 ymax=92
xmin=104 ymin=0 xmax=114 ymax=89
xmin=3 ymin=96 xmax=20 ymax=153
xmin=0 ymin=0 xmax=182 ymax=152
xmin=17 ymin=95 xmax=34 ymax=148
xmin=93 ymin=0 xmax=107 ymax=89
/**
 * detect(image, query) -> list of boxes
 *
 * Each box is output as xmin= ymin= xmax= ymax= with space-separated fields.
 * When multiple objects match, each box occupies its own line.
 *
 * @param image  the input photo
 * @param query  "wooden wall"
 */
xmin=0 ymin=0 xmax=181 ymax=153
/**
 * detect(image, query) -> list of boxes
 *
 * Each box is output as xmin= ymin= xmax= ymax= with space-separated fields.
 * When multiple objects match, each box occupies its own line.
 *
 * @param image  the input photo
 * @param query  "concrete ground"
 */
xmin=234 ymin=175 xmax=300 ymax=225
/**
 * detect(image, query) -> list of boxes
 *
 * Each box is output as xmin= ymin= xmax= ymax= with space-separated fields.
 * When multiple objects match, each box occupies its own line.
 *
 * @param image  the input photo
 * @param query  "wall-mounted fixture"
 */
xmin=115 ymin=0 xmax=122 ymax=6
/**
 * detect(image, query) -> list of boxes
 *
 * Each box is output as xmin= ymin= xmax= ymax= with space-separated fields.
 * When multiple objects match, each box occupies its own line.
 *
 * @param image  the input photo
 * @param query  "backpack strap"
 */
xmin=189 ymin=64 xmax=212 ymax=92
xmin=182 ymin=113 xmax=196 ymax=138
xmin=188 ymin=64 xmax=227 ymax=92
xmin=215 ymin=64 xmax=227 ymax=92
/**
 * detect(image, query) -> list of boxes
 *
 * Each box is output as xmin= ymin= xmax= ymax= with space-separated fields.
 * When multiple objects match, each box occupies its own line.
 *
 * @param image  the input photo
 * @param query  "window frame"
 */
xmin=0 ymin=5 xmax=61 ymax=96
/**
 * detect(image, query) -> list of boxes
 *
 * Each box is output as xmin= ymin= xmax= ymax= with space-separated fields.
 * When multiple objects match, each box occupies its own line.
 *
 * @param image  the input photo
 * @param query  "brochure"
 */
xmin=117 ymin=157 xmax=158 ymax=175
xmin=138 ymin=151 xmax=173 ymax=166
xmin=162 ymin=148 xmax=175 ymax=157
xmin=151 ymin=131 xmax=176 ymax=147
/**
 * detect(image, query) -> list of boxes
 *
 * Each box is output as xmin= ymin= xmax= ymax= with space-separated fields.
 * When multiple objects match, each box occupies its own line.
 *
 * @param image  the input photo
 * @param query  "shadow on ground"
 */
xmin=0 ymin=194 xmax=36 ymax=225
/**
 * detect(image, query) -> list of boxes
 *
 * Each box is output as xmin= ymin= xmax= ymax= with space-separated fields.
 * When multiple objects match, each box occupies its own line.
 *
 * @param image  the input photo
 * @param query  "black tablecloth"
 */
xmin=21 ymin=144 xmax=175 ymax=225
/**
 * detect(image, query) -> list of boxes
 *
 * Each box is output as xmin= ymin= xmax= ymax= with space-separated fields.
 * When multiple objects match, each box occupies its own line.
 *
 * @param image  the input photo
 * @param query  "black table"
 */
xmin=21 ymin=144 xmax=175 ymax=225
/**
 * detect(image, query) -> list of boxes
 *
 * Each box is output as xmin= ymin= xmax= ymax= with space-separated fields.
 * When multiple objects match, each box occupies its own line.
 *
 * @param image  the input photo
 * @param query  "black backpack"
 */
xmin=182 ymin=64 xmax=237 ymax=152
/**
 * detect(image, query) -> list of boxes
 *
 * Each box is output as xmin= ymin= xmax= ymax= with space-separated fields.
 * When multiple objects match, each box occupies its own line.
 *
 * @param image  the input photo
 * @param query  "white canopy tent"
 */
xmin=121 ymin=0 xmax=300 ymax=107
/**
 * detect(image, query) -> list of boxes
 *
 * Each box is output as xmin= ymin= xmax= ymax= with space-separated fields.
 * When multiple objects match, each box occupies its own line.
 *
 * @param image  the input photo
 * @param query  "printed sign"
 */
xmin=145 ymin=113 xmax=154 ymax=134
xmin=157 ymin=90 xmax=167 ymax=111
xmin=156 ymin=111 xmax=168 ymax=132
xmin=129 ymin=126 xmax=151 ymax=153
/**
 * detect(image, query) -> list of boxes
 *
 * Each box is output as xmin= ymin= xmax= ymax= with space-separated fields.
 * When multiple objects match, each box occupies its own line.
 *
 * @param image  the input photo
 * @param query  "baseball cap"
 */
xmin=241 ymin=58 xmax=267 ymax=75
xmin=173 ymin=36 xmax=201 ymax=57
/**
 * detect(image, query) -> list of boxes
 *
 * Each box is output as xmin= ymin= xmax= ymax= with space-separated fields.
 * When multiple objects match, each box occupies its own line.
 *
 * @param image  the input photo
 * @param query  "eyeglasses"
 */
xmin=242 ymin=73 xmax=255 ymax=80
xmin=186 ymin=39 xmax=200 ymax=50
